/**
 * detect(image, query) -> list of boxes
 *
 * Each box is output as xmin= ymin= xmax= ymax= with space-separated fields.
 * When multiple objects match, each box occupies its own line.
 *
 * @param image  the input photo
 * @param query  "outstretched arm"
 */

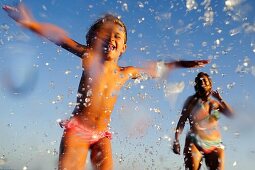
xmin=166 ymin=60 xmax=209 ymax=69
xmin=127 ymin=59 xmax=209 ymax=79
xmin=211 ymin=90 xmax=234 ymax=117
xmin=3 ymin=4 xmax=86 ymax=58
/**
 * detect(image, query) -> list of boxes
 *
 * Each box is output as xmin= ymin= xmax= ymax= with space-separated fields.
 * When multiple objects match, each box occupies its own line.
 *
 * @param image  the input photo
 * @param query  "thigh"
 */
xmin=90 ymin=137 xmax=113 ymax=170
xmin=204 ymin=148 xmax=224 ymax=170
xmin=184 ymin=139 xmax=203 ymax=170
xmin=58 ymin=129 xmax=90 ymax=170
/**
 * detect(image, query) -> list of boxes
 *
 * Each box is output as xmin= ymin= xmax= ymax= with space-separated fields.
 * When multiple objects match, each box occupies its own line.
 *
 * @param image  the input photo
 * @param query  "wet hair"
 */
xmin=86 ymin=14 xmax=127 ymax=47
xmin=194 ymin=72 xmax=212 ymax=93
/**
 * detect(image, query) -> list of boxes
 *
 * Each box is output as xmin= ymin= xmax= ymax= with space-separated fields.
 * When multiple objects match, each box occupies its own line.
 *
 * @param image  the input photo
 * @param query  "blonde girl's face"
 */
xmin=93 ymin=22 xmax=127 ymax=61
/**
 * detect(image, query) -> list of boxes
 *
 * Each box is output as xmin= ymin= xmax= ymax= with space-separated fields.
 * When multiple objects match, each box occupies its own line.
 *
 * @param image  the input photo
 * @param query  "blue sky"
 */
xmin=0 ymin=0 xmax=255 ymax=169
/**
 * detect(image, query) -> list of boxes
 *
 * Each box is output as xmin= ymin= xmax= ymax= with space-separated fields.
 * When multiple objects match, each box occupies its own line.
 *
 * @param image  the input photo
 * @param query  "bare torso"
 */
xmin=188 ymin=97 xmax=221 ymax=141
xmin=71 ymin=51 xmax=131 ymax=132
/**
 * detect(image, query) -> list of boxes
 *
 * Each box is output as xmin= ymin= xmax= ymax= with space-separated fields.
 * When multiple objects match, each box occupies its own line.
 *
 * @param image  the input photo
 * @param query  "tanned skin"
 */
xmin=3 ymin=4 xmax=209 ymax=170
xmin=173 ymin=73 xmax=234 ymax=170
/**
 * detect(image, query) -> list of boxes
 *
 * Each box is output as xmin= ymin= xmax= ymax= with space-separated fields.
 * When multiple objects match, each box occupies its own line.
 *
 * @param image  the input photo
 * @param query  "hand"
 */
xmin=190 ymin=59 xmax=210 ymax=68
xmin=172 ymin=140 xmax=181 ymax=155
xmin=2 ymin=3 xmax=34 ymax=26
xmin=211 ymin=90 xmax=223 ymax=101
xmin=178 ymin=60 xmax=210 ymax=68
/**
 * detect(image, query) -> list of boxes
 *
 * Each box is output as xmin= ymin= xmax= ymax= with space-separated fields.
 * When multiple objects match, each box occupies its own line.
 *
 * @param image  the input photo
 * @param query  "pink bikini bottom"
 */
xmin=59 ymin=119 xmax=112 ymax=145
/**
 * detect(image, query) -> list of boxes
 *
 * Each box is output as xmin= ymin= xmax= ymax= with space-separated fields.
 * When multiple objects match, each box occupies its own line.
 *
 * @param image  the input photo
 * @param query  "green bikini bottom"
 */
xmin=187 ymin=132 xmax=224 ymax=153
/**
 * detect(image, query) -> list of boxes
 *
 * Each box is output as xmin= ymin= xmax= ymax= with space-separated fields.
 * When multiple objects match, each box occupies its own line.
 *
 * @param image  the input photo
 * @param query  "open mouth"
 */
xmin=103 ymin=43 xmax=116 ymax=52
xmin=108 ymin=44 xmax=116 ymax=51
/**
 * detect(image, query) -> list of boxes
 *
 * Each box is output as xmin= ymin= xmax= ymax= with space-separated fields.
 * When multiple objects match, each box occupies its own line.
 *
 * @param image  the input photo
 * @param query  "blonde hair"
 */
xmin=86 ymin=14 xmax=127 ymax=46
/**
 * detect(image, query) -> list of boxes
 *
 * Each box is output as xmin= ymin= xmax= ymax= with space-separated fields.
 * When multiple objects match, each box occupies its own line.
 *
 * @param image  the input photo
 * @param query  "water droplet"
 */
xmin=122 ymin=3 xmax=128 ymax=12
xmin=223 ymin=126 xmax=228 ymax=131
xmin=56 ymin=48 xmax=62 ymax=54
xmin=186 ymin=0 xmax=198 ymax=11
xmin=215 ymin=39 xmax=220 ymax=45
xmin=210 ymin=63 xmax=219 ymax=74
xmin=138 ymin=2 xmax=144 ymax=8
xmin=42 ymin=5 xmax=47 ymax=11
xmin=87 ymin=89 xmax=93 ymax=97
xmin=85 ymin=98 xmax=90 ymax=103
xmin=230 ymin=28 xmax=240 ymax=36
xmin=227 ymin=82 xmax=236 ymax=89
xmin=65 ymin=70 xmax=71 ymax=75
xmin=52 ymin=148 xmax=58 ymax=155
xmin=233 ymin=161 xmax=237 ymax=167
xmin=0 ymin=155 xmax=7 ymax=165
xmin=0 ymin=24 xmax=10 ymax=31
xmin=202 ymin=41 xmax=207 ymax=47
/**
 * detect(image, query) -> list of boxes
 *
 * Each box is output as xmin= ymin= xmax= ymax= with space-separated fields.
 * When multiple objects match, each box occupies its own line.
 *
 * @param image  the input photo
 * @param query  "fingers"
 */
xmin=211 ymin=90 xmax=218 ymax=96
xmin=2 ymin=5 xmax=8 ymax=10
xmin=2 ymin=5 xmax=21 ymax=21
xmin=204 ymin=59 xmax=210 ymax=63
xmin=211 ymin=91 xmax=217 ymax=98
xmin=211 ymin=90 xmax=223 ymax=101
xmin=212 ymin=90 xmax=219 ymax=95
xmin=3 ymin=3 xmax=33 ymax=25
xmin=172 ymin=141 xmax=181 ymax=155
xmin=2 ymin=5 xmax=11 ymax=11
xmin=215 ymin=90 xmax=222 ymax=98
xmin=194 ymin=59 xmax=210 ymax=68
xmin=173 ymin=147 xmax=180 ymax=154
xmin=196 ymin=62 xmax=205 ymax=68
xmin=200 ymin=60 xmax=210 ymax=65
xmin=2 ymin=5 xmax=18 ymax=12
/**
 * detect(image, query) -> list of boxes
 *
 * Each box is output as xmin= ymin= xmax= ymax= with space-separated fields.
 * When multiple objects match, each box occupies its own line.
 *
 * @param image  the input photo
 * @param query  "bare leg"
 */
xmin=204 ymin=148 xmax=224 ymax=170
xmin=58 ymin=129 xmax=90 ymax=170
xmin=90 ymin=137 xmax=113 ymax=170
xmin=184 ymin=138 xmax=203 ymax=170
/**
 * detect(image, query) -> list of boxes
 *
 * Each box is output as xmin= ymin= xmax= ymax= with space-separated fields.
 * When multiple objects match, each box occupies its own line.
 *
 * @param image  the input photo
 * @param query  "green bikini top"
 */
xmin=199 ymin=99 xmax=220 ymax=120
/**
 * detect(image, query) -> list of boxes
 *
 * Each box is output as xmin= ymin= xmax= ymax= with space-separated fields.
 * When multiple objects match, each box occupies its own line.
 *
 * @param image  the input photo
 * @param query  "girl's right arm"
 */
xmin=3 ymin=4 xmax=86 ymax=58
xmin=173 ymin=96 xmax=194 ymax=154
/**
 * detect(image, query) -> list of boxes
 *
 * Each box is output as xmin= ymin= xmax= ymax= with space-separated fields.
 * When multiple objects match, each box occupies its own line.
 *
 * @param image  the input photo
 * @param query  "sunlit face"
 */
xmin=196 ymin=75 xmax=212 ymax=99
xmin=92 ymin=21 xmax=127 ymax=61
